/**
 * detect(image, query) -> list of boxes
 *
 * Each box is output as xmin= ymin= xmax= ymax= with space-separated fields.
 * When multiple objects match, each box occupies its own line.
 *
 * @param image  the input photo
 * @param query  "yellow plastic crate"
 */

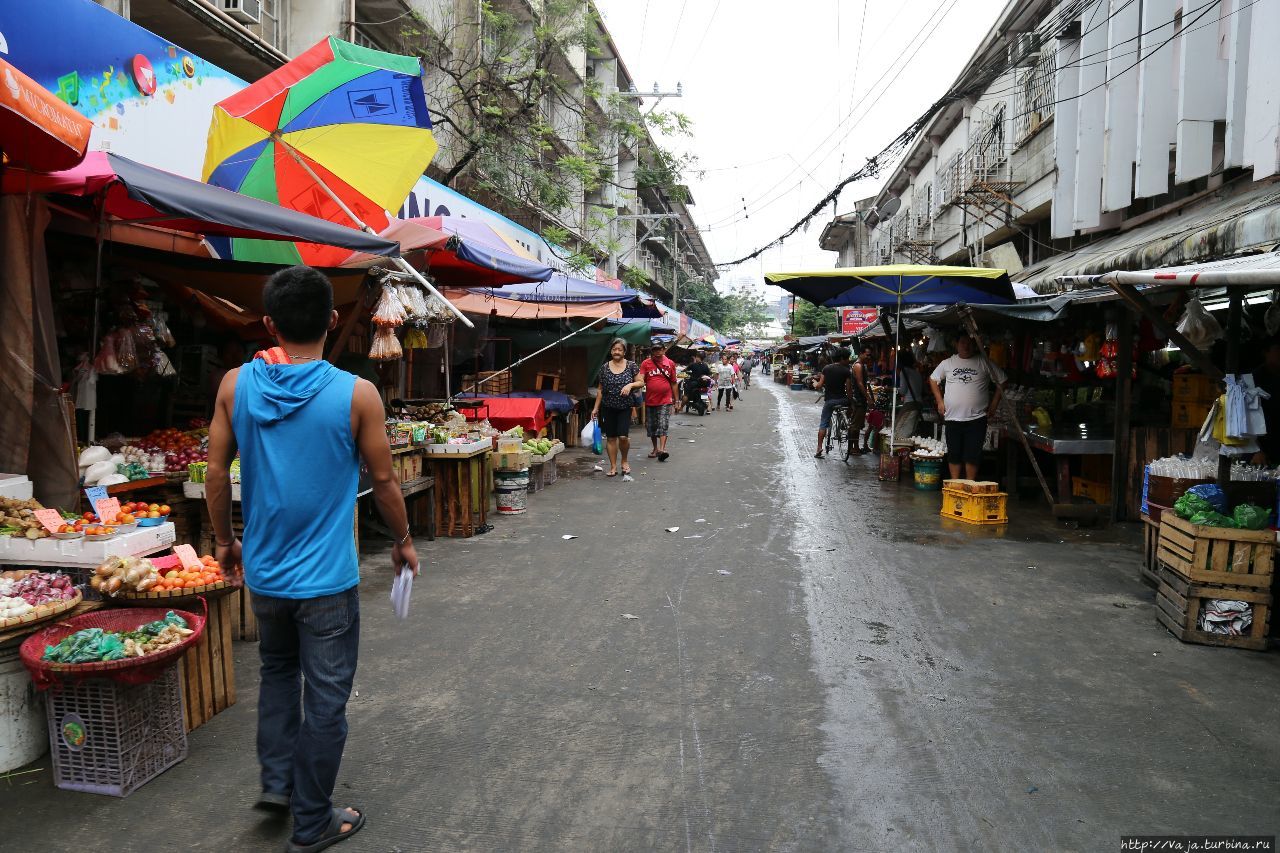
xmin=1071 ymin=476 xmax=1112 ymax=505
xmin=940 ymin=487 xmax=1008 ymax=524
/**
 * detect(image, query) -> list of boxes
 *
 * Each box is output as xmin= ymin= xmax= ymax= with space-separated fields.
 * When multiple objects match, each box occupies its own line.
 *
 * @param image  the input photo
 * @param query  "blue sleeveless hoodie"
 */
xmin=233 ymin=359 xmax=359 ymax=598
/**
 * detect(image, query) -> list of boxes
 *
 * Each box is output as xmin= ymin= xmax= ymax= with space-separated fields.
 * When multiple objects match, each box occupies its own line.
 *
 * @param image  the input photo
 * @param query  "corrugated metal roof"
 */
xmin=1017 ymin=183 xmax=1280 ymax=292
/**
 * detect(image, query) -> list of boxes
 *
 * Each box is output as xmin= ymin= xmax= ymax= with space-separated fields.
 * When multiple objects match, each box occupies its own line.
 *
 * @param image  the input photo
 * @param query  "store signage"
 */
xmin=94 ymin=498 xmax=121 ymax=524
xmin=151 ymin=554 xmax=180 ymax=570
xmin=84 ymin=485 xmax=108 ymax=507
xmin=841 ymin=308 xmax=880 ymax=335
xmin=173 ymin=544 xmax=201 ymax=570
xmin=33 ymin=509 xmax=68 ymax=534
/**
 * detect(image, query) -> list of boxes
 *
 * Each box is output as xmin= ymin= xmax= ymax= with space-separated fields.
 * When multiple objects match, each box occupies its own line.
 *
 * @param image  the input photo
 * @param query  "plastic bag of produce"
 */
xmin=1189 ymin=510 xmax=1238 ymax=528
xmin=580 ymin=420 xmax=593 ymax=447
xmin=98 ymin=634 xmax=126 ymax=661
xmin=114 ymin=328 xmax=138 ymax=373
xmin=372 ymin=284 xmax=407 ymax=326
xmin=1186 ymin=483 xmax=1227 ymax=512
xmin=369 ymin=324 xmax=403 ymax=361
xmin=1232 ymin=503 xmax=1273 ymax=530
xmin=1174 ymin=492 xmax=1215 ymax=520
xmin=1175 ymin=298 xmax=1224 ymax=348
xmin=93 ymin=331 xmax=122 ymax=374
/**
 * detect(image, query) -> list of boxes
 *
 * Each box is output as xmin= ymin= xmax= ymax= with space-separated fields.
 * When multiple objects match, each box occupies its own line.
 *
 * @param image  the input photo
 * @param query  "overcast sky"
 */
xmin=596 ymin=0 xmax=1009 ymax=297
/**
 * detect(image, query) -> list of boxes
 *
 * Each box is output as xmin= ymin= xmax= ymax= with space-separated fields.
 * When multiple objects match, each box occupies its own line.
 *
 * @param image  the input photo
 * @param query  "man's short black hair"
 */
xmin=834 ymin=348 xmax=851 ymax=361
xmin=693 ymin=351 xmax=704 ymax=359
xmin=263 ymin=266 xmax=334 ymax=343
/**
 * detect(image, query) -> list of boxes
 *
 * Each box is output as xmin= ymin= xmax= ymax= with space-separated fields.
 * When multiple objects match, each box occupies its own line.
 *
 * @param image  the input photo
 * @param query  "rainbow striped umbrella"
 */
xmin=201 ymin=37 xmax=438 ymax=268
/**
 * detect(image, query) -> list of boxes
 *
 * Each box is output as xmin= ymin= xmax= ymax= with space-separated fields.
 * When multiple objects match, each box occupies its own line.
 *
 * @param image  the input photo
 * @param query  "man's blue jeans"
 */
xmin=252 ymin=587 xmax=360 ymax=843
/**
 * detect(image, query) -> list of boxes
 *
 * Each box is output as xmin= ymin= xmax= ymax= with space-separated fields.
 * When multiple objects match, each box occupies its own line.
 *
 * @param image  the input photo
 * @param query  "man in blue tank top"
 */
xmin=206 ymin=266 xmax=419 ymax=852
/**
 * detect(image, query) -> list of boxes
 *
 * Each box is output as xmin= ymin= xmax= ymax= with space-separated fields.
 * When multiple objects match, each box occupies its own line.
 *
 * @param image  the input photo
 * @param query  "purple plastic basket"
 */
xmin=44 ymin=665 xmax=186 ymax=797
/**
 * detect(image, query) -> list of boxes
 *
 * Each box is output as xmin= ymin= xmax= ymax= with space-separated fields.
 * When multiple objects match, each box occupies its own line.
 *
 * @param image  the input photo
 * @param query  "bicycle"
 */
xmin=818 ymin=395 xmax=852 ymax=460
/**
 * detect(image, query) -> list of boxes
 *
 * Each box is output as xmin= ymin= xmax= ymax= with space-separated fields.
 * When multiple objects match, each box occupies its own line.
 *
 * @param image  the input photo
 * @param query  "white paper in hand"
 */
xmin=390 ymin=564 xmax=413 ymax=620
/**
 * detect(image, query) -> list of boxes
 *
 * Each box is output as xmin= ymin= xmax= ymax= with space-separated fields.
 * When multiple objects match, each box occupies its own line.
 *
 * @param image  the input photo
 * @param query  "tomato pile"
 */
xmin=154 ymin=555 xmax=224 ymax=591
xmin=120 ymin=501 xmax=170 ymax=520
xmin=138 ymin=428 xmax=207 ymax=472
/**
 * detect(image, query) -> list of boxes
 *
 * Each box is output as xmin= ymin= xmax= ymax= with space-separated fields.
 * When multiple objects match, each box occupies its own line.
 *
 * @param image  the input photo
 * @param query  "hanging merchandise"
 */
xmin=1266 ymin=290 xmax=1280 ymax=336
xmin=403 ymin=327 xmax=429 ymax=349
xmin=1175 ymin=297 xmax=1224 ymax=348
xmin=369 ymin=324 xmax=403 ymax=361
xmin=427 ymin=321 xmax=449 ymax=349
xmin=372 ymin=284 xmax=408 ymax=326
xmin=151 ymin=311 xmax=176 ymax=348
xmin=113 ymin=328 xmax=139 ymax=374
xmin=925 ymin=326 xmax=947 ymax=353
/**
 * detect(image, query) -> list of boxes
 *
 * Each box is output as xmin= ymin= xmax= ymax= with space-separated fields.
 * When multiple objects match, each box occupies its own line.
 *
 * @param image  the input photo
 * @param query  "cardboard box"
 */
xmin=494 ymin=451 xmax=531 ymax=471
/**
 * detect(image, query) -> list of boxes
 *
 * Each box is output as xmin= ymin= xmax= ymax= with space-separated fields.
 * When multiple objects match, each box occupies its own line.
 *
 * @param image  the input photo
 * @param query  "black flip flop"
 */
xmin=657 ymin=452 xmax=669 ymax=461
xmin=606 ymin=470 xmax=618 ymax=477
xmin=255 ymin=791 xmax=291 ymax=812
xmin=284 ymin=806 xmax=365 ymax=853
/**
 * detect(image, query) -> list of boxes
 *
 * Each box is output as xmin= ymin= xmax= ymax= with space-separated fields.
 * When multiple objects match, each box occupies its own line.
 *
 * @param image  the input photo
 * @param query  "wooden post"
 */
xmin=1218 ymin=290 xmax=1244 ymax=483
xmin=1111 ymin=306 xmax=1134 ymax=523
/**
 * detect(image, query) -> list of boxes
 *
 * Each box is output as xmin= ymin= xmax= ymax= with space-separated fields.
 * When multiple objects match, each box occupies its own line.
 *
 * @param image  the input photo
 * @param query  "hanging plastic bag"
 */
xmin=151 ymin=311 xmax=176 ymax=348
xmin=372 ymin=284 xmax=407 ymax=326
xmin=1175 ymin=297 xmax=1224 ymax=348
xmin=580 ymin=419 xmax=594 ymax=447
xmin=369 ymin=324 xmax=403 ymax=361
xmin=93 ymin=333 xmax=121 ymax=375
xmin=592 ymin=420 xmax=603 ymax=455
xmin=114 ymin=329 xmax=138 ymax=373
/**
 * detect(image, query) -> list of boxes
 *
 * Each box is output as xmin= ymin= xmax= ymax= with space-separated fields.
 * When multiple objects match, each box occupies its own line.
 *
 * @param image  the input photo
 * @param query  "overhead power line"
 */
xmin=714 ymin=0 xmax=1251 ymax=270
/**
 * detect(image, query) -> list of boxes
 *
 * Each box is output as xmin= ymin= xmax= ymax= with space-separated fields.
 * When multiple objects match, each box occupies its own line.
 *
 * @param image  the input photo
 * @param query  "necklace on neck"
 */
xmin=286 ymin=353 xmax=319 ymax=362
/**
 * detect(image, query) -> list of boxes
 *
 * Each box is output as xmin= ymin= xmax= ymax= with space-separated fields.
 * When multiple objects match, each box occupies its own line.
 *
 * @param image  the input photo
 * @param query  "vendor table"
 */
xmin=1025 ymin=427 xmax=1115 ymax=498
xmin=469 ymin=397 xmax=547 ymax=435
xmin=427 ymin=446 xmax=491 ymax=538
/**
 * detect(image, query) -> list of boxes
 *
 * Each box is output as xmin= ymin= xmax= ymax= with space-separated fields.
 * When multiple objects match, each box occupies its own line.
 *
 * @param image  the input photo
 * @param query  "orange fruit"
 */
xmin=159 ymin=505 xmax=171 ymax=515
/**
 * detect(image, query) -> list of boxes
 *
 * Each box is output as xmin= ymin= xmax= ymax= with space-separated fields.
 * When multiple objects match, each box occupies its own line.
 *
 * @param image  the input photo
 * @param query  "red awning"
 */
xmin=0 ymin=57 xmax=91 ymax=171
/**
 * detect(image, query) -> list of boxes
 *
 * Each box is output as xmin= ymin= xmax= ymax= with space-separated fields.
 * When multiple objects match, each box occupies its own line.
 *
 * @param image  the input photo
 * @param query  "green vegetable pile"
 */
xmin=43 ymin=612 xmax=190 ymax=664
xmin=522 ymin=438 xmax=553 ymax=456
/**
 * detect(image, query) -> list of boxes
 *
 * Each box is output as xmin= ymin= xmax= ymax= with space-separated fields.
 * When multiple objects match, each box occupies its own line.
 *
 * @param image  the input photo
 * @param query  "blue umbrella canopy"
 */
xmin=765 ymin=264 xmax=1015 ymax=307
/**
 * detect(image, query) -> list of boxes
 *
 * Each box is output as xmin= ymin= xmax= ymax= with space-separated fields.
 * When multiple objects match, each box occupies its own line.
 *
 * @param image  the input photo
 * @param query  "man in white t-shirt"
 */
xmin=928 ymin=334 xmax=1006 ymax=480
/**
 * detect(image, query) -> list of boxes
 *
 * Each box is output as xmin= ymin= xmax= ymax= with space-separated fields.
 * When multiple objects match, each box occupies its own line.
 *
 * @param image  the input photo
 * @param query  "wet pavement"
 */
xmin=6 ymin=381 xmax=1280 ymax=851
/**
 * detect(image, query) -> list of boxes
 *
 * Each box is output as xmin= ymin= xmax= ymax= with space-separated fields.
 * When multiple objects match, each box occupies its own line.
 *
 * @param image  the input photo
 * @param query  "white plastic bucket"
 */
xmin=495 ymin=471 xmax=529 ymax=515
xmin=0 ymin=646 xmax=48 ymax=772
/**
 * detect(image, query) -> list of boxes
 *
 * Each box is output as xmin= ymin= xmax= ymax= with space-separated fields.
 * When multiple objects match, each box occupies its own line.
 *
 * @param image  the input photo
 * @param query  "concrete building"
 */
xmin=819 ymin=0 xmax=1280 ymax=292
xmin=94 ymin=0 xmax=714 ymax=299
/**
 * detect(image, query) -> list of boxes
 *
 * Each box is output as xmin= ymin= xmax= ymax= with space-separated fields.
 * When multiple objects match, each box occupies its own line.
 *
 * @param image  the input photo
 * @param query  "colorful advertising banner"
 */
xmin=0 ymin=0 xmax=244 ymax=180
xmin=840 ymin=307 xmax=880 ymax=335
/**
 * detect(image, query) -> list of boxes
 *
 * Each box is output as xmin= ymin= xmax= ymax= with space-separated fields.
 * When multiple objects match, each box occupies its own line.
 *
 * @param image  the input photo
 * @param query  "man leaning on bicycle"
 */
xmin=813 ymin=348 xmax=854 ymax=459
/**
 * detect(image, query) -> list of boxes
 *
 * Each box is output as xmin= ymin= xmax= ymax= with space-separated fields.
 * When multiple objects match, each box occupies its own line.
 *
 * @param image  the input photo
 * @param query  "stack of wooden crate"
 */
xmin=1170 ymin=373 xmax=1217 ymax=429
xmin=1154 ymin=514 xmax=1274 ymax=650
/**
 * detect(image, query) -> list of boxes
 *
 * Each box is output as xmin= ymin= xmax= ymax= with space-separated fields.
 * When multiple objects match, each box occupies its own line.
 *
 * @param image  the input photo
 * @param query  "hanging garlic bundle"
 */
xmin=399 ymin=284 xmax=431 ymax=320
xmin=370 ymin=324 xmax=404 ymax=360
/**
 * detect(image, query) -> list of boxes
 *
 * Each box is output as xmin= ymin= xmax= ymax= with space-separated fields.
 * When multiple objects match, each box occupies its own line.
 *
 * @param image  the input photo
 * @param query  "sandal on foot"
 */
xmin=621 ymin=466 xmax=632 ymax=475
xmin=814 ymin=452 xmax=824 ymax=458
xmin=284 ymin=806 xmax=365 ymax=852
xmin=255 ymin=790 xmax=291 ymax=812
xmin=646 ymin=451 xmax=657 ymax=458
xmin=657 ymin=451 xmax=669 ymax=462
xmin=605 ymin=470 xmax=618 ymax=477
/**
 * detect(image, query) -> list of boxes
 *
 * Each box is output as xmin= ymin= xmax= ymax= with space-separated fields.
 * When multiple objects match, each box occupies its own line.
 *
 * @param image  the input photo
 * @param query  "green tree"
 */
xmin=791 ymin=300 xmax=839 ymax=337
xmin=719 ymin=289 xmax=773 ymax=338
xmin=407 ymin=1 xmax=696 ymax=265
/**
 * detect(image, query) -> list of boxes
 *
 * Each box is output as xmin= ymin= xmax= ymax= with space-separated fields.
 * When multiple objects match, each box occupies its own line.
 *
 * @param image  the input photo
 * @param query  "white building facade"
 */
xmin=825 ymin=0 xmax=1280 ymax=291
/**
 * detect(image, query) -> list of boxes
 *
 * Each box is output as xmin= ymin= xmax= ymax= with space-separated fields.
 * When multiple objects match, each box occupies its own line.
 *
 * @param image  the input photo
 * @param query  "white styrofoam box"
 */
xmin=0 ymin=522 xmax=176 ymax=568
xmin=0 ymin=474 xmax=33 ymax=501
xmin=182 ymin=482 xmax=241 ymax=502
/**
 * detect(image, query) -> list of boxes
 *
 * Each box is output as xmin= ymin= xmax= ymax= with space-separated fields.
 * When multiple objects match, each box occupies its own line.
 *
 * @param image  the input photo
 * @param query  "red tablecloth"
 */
xmin=476 ymin=397 xmax=547 ymax=434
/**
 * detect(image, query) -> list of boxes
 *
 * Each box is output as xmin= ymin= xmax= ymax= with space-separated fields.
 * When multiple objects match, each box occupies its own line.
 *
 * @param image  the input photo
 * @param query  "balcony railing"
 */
xmin=1015 ymin=51 xmax=1056 ymax=141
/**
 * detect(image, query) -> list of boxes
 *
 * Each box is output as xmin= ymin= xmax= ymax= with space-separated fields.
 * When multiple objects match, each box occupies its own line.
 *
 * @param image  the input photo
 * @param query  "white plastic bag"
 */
xmin=580 ymin=419 xmax=594 ymax=447
xmin=1176 ymin=297 xmax=1224 ymax=348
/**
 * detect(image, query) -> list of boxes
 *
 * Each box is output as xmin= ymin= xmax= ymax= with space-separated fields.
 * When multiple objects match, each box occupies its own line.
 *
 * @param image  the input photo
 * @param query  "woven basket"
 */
xmin=20 ymin=604 xmax=205 ymax=689
xmin=0 ymin=570 xmax=83 ymax=631
xmin=110 ymin=579 xmax=235 ymax=607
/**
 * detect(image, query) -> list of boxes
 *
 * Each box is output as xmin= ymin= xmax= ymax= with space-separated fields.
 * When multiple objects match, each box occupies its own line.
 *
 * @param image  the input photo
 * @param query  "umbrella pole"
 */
xmin=888 ymin=296 xmax=901 ymax=453
xmin=276 ymin=141 xmax=475 ymax=329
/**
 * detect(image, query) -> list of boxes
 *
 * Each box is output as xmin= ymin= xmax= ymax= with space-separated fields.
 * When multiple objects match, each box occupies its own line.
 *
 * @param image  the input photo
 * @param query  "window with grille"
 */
xmin=1016 ymin=51 xmax=1056 ymax=139
xmin=259 ymin=0 xmax=285 ymax=51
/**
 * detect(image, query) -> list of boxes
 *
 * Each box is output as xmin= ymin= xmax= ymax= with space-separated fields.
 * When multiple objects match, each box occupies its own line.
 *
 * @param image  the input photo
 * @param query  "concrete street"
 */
xmin=7 ymin=382 xmax=1280 ymax=852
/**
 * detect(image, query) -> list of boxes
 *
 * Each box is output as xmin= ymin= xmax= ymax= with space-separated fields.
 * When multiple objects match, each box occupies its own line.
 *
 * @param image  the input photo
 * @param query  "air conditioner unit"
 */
xmin=224 ymin=0 xmax=261 ymax=25
xmin=1008 ymin=33 xmax=1041 ymax=67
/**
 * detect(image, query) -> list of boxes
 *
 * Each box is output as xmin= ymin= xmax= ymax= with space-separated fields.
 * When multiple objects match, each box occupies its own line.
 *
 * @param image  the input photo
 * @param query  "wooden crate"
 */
xmin=1172 ymin=400 xmax=1213 ymax=429
xmin=178 ymin=590 xmax=237 ymax=731
xmin=940 ymin=487 xmax=1008 ymax=525
xmin=1155 ymin=565 xmax=1272 ymax=651
xmin=1140 ymin=514 xmax=1161 ymax=588
xmin=1157 ymin=515 xmax=1275 ymax=589
xmin=1172 ymin=373 xmax=1217 ymax=403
